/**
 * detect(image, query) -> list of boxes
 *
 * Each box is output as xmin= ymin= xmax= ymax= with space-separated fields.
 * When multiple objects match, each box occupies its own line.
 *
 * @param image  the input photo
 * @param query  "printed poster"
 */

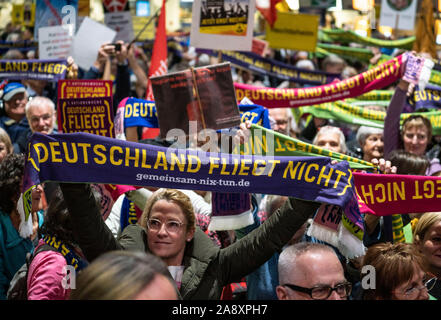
xmin=58 ymin=96 xmax=115 ymax=138
xmin=266 ymin=12 xmax=319 ymax=52
xmin=379 ymin=0 xmax=417 ymax=31
xmin=190 ymin=0 xmax=256 ymax=51
xmin=38 ymin=25 xmax=74 ymax=60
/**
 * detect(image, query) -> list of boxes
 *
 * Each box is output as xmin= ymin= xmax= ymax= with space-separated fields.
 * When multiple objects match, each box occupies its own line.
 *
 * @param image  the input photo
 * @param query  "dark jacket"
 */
xmin=60 ymin=183 xmax=320 ymax=300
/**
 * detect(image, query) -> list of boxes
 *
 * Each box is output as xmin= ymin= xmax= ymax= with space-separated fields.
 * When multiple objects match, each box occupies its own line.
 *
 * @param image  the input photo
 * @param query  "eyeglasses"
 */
xmin=147 ymin=218 xmax=186 ymax=234
xmin=397 ymin=277 xmax=437 ymax=298
xmin=283 ymin=282 xmax=352 ymax=300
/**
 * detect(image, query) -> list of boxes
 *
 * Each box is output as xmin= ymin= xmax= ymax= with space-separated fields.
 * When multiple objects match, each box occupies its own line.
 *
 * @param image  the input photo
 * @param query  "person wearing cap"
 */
xmin=0 ymin=82 xmax=30 ymax=153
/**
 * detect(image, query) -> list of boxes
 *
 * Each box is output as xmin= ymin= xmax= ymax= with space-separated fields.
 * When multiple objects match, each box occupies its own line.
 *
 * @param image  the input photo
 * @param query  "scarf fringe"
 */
xmin=208 ymin=209 xmax=254 ymax=231
xmin=307 ymin=220 xmax=366 ymax=259
xmin=17 ymin=193 xmax=33 ymax=239
xmin=307 ymin=222 xmax=339 ymax=248
xmin=337 ymin=223 xmax=366 ymax=259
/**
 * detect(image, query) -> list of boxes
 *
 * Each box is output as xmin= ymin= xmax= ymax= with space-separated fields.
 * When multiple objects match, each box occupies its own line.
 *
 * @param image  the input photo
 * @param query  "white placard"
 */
xmin=38 ymin=25 xmax=74 ymax=60
xmin=379 ymin=0 xmax=418 ymax=31
xmin=71 ymin=17 xmax=116 ymax=71
xmin=104 ymin=11 xmax=135 ymax=43
xmin=190 ymin=0 xmax=255 ymax=51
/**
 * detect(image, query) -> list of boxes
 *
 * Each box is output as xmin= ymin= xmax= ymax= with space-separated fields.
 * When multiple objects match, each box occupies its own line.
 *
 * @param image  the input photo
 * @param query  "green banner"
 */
xmin=236 ymin=124 xmax=376 ymax=170
xmin=319 ymin=29 xmax=415 ymax=49
xmin=317 ymin=43 xmax=375 ymax=62
xmin=347 ymin=90 xmax=394 ymax=102
xmin=300 ymin=101 xmax=441 ymax=135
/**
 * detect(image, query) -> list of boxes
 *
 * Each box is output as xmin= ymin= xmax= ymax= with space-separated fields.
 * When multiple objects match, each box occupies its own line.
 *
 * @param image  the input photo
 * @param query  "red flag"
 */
xmin=145 ymin=0 xmax=167 ymax=101
xmin=256 ymin=0 xmax=282 ymax=28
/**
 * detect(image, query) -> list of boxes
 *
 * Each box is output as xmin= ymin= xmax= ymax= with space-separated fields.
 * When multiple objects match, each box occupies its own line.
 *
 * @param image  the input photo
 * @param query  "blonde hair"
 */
xmin=70 ymin=251 xmax=176 ymax=300
xmin=0 ymin=127 xmax=13 ymax=155
xmin=413 ymin=212 xmax=441 ymax=244
xmin=139 ymin=188 xmax=196 ymax=232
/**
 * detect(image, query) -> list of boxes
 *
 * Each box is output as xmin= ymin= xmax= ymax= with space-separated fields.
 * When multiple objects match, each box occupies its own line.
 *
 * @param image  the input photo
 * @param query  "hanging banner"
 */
xmin=379 ymin=0 xmax=418 ymax=31
xmin=300 ymin=101 xmax=441 ymax=135
xmin=198 ymin=48 xmax=340 ymax=85
xmin=234 ymin=54 xmax=404 ymax=108
xmin=266 ymin=12 xmax=319 ymax=52
xmin=236 ymin=124 xmax=376 ymax=170
xmin=319 ymin=28 xmax=415 ymax=49
xmin=190 ymin=0 xmax=256 ymax=51
xmin=354 ymin=172 xmax=441 ymax=216
xmin=21 ymin=132 xmax=355 ymax=222
xmin=0 ymin=59 xmax=68 ymax=81
xmin=411 ymin=84 xmax=441 ymax=110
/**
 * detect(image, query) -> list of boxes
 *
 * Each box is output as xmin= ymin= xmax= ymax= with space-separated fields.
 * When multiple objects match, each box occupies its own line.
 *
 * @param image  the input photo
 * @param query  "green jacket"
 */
xmin=60 ymin=183 xmax=320 ymax=300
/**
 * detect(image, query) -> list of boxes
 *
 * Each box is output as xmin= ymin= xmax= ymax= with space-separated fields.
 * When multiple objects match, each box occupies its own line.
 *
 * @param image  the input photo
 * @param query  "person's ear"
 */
xmin=275 ymin=285 xmax=289 ymax=300
xmin=186 ymin=227 xmax=195 ymax=242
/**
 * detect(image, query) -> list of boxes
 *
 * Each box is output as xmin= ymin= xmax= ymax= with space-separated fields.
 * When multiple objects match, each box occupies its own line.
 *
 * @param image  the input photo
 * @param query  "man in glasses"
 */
xmin=276 ymin=242 xmax=352 ymax=300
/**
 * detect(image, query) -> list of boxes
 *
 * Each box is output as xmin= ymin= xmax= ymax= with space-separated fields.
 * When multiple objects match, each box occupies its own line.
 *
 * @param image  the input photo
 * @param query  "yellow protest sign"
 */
xmin=265 ymin=12 xmax=319 ymax=52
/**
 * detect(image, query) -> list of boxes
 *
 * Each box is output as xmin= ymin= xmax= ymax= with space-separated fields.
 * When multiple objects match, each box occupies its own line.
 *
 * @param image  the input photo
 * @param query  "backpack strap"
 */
xmin=26 ymin=243 xmax=59 ymax=269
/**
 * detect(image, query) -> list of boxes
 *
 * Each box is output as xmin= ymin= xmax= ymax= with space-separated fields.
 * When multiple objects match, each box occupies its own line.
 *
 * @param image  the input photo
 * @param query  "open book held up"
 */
xmin=150 ymin=62 xmax=241 ymax=138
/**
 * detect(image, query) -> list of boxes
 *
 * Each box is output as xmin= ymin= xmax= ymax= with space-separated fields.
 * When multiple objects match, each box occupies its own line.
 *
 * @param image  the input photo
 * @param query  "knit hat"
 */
xmin=2 ymin=82 xmax=26 ymax=101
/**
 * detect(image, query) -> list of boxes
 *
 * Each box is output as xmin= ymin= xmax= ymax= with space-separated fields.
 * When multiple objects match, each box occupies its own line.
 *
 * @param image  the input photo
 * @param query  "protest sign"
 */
xmin=57 ymin=97 xmax=115 ymax=138
xmin=58 ymin=79 xmax=113 ymax=99
xmin=38 ymin=25 xmax=74 ymax=60
xmin=379 ymin=0 xmax=418 ymax=31
xmin=235 ymin=54 xmax=404 ymax=108
xmin=151 ymin=62 xmax=241 ymax=138
xmin=104 ymin=11 xmax=134 ymax=43
xmin=0 ymin=59 xmax=68 ymax=81
xmin=71 ymin=17 xmax=116 ymax=71
xmin=34 ymin=0 xmax=78 ymax=40
xmin=190 ymin=0 xmax=255 ymax=51
xmin=266 ymin=12 xmax=319 ymax=52
xmin=11 ymin=3 xmax=36 ymax=27
xmin=252 ymin=38 xmax=269 ymax=57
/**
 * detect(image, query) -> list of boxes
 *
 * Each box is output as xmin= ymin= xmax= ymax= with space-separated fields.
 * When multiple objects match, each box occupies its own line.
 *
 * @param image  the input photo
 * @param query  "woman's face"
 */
xmin=362 ymin=134 xmax=384 ymax=162
xmin=0 ymin=142 xmax=9 ymax=163
xmin=403 ymin=126 xmax=429 ymax=156
xmin=147 ymin=200 xmax=194 ymax=266
xmin=418 ymin=221 xmax=441 ymax=273
xmin=392 ymin=266 xmax=429 ymax=300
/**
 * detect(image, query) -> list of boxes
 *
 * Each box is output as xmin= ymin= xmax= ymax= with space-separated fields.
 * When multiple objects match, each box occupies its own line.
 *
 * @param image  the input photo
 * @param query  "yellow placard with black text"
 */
xmin=266 ymin=12 xmax=319 ymax=52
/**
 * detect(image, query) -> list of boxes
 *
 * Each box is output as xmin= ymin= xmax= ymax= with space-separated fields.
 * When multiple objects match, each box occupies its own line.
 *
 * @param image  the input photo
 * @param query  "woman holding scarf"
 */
xmin=27 ymin=187 xmax=88 ymax=300
xmin=59 ymin=184 xmax=321 ymax=299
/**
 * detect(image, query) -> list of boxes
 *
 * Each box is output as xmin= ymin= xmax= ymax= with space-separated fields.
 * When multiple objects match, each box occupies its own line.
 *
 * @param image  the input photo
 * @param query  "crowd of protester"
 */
xmin=0 ymin=20 xmax=441 ymax=302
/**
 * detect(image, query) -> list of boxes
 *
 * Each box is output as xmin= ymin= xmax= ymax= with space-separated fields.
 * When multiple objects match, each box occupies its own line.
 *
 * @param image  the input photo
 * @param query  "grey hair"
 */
xmin=278 ymin=242 xmax=336 ymax=285
xmin=312 ymin=125 xmax=347 ymax=154
xmin=296 ymin=59 xmax=315 ymax=70
xmin=25 ymin=96 xmax=55 ymax=117
xmin=356 ymin=126 xmax=383 ymax=146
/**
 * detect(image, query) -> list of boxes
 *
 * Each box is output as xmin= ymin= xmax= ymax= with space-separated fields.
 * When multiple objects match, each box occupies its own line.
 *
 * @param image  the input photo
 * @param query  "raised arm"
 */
xmin=59 ymin=183 xmax=123 ymax=261
xmin=383 ymin=80 xmax=409 ymax=159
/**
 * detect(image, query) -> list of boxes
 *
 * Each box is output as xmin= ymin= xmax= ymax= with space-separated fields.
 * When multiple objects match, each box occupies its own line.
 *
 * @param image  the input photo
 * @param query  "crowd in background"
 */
xmin=0 ymin=20 xmax=441 ymax=301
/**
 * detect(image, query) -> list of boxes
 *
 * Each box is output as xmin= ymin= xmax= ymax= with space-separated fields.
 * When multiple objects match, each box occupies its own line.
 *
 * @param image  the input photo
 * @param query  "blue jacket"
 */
xmin=0 ymin=210 xmax=34 ymax=299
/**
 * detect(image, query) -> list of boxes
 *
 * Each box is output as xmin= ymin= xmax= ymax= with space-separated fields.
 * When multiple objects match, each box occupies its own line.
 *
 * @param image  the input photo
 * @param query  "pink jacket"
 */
xmin=27 ymin=240 xmax=70 ymax=300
